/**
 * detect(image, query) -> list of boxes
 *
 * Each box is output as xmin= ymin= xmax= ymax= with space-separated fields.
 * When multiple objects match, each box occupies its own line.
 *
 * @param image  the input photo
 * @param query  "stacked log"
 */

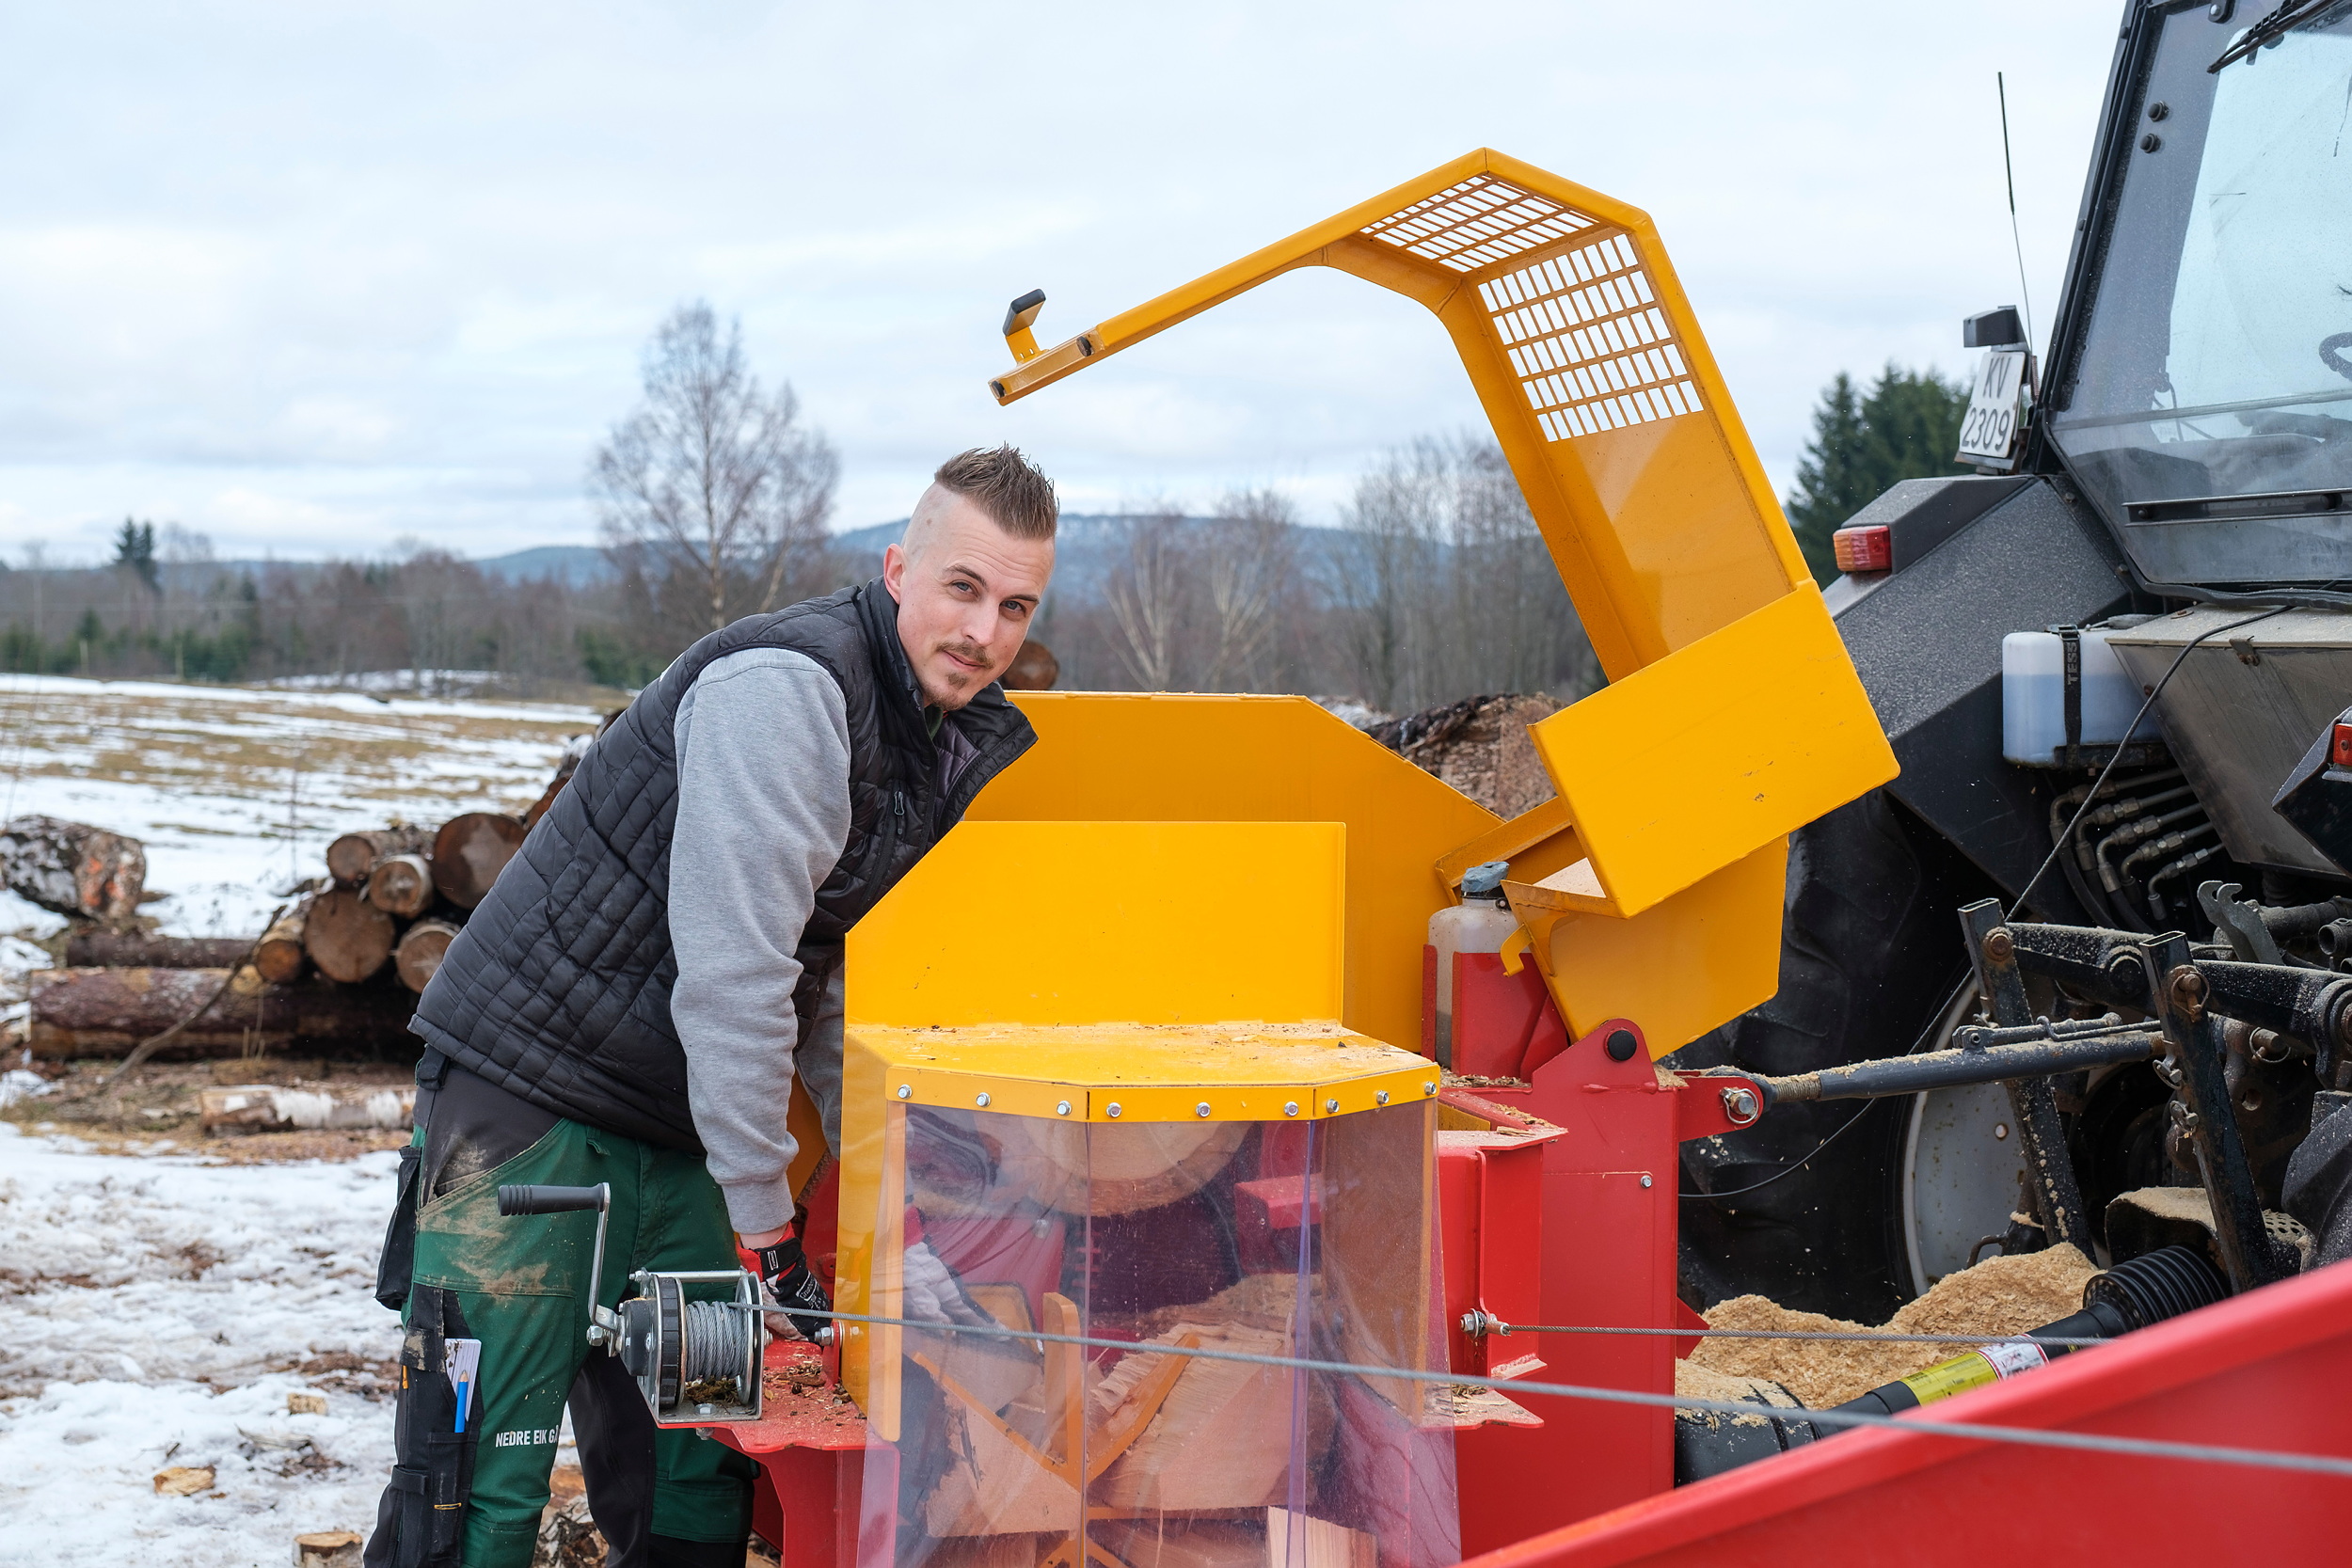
xmin=27 ymin=967 xmax=419 ymax=1058
xmin=325 ymin=826 xmax=431 ymax=888
xmin=30 ymin=736 xmax=595 ymax=1060
xmin=432 ymin=814 xmax=527 ymax=910
xmin=364 ymin=853 xmax=435 ymax=917
xmin=306 ymin=888 xmax=397 ymax=984
xmin=255 ymin=905 xmax=310 ymax=984
xmin=64 ymin=931 xmax=252 ymax=968
xmin=300 ymin=808 xmax=530 ymax=989
xmin=395 ymin=919 xmax=461 ymax=992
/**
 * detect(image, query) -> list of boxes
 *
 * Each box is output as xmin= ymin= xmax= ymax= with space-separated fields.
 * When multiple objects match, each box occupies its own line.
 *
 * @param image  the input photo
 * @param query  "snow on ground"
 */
xmin=0 ymin=675 xmax=610 ymax=1564
xmin=0 ymin=673 xmax=601 ymax=942
xmin=0 ymin=1123 xmax=406 ymax=1565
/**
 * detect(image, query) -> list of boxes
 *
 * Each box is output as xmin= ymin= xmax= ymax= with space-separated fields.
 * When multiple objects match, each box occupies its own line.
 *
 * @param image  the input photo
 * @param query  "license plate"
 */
xmin=1956 ymin=347 xmax=2031 ymax=467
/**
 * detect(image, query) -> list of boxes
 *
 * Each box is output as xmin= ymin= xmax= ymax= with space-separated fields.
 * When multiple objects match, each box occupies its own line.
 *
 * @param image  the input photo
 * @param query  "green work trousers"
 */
xmin=401 ymin=1113 xmax=755 ymax=1568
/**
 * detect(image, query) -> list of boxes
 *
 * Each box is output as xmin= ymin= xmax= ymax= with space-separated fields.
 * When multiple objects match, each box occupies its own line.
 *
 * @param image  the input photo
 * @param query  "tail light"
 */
xmin=1832 ymin=524 xmax=1893 ymax=574
xmin=2332 ymin=721 xmax=2352 ymax=768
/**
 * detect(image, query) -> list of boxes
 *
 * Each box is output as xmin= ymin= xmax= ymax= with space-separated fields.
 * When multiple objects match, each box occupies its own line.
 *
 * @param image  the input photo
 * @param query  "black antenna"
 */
xmin=1998 ymin=71 xmax=2035 ymax=351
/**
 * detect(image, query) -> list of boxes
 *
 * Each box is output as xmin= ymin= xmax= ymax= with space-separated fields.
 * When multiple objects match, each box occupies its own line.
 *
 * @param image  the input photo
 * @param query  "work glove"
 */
xmin=750 ymin=1233 xmax=834 ymax=1343
xmin=901 ymin=1239 xmax=995 ymax=1330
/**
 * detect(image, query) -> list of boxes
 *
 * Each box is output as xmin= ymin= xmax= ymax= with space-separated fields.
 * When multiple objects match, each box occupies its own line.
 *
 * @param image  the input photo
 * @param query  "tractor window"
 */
xmin=2052 ymin=0 xmax=2352 ymax=587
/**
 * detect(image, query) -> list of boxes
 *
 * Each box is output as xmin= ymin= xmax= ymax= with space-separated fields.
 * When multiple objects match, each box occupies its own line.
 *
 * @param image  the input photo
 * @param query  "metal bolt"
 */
xmin=1720 ymin=1085 xmax=1760 ymax=1126
xmin=1640 ymin=1174 xmax=1654 ymax=1189
xmin=1983 ymin=927 xmax=2015 ymax=964
xmin=1284 ymin=1101 xmax=1300 ymax=1117
xmin=1423 ymin=1082 xmax=1437 ymax=1095
xmin=2148 ymin=102 xmax=2169 ymax=122
xmin=1606 ymin=1028 xmax=1638 ymax=1062
xmin=1994 ymin=1122 xmax=2010 ymax=1141
xmin=2169 ymin=965 xmax=2208 ymax=1021
xmin=896 ymin=1085 xmax=912 ymax=1100
xmin=1055 ymin=1100 xmax=1072 ymax=1117
xmin=976 ymin=1093 xmax=991 ymax=1108
xmin=2140 ymin=132 xmax=2162 ymax=153
xmin=1196 ymin=1102 xmax=1212 ymax=1117
xmin=1325 ymin=1098 xmax=1340 ymax=1114
xmin=1375 ymin=1089 xmax=1390 ymax=1105
xmin=1106 ymin=1102 xmax=1121 ymax=1118
xmin=697 ymin=1403 xmax=715 ymax=1418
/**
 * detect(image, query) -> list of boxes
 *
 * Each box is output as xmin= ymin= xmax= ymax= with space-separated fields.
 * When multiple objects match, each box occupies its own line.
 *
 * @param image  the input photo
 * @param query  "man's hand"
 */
xmin=746 ymin=1230 xmax=832 ymax=1342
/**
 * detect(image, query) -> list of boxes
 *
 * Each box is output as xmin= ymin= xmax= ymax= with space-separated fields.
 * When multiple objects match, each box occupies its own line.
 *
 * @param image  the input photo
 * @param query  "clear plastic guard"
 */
xmin=850 ymin=1101 xmax=1456 ymax=1568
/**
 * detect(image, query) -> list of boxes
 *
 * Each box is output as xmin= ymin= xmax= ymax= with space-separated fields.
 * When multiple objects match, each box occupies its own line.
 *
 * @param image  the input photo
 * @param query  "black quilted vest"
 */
xmin=408 ymin=579 xmax=1036 ymax=1150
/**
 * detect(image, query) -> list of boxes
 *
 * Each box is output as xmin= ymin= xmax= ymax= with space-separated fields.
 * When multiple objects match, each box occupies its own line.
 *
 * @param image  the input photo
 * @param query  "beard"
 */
xmin=926 ymin=639 xmax=995 ymax=707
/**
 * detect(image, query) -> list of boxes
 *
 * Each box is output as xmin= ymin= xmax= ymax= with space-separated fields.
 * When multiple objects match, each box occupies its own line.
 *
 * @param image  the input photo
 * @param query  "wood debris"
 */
xmin=1686 ymin=1243 xmax=2099 ymax=1408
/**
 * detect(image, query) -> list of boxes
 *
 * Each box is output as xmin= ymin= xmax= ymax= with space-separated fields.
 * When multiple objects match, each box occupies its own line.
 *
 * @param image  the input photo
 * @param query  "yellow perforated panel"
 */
xmin=1477 ymin=232 xmax=1704 ymax=442
xmin=1358 ymin=173 xmax=1598 ymax=272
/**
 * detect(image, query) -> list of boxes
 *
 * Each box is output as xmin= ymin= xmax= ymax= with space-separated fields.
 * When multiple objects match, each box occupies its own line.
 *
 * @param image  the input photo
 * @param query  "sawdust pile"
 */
xmin=1687 ymin=1244 xmax=2098 ymax=1409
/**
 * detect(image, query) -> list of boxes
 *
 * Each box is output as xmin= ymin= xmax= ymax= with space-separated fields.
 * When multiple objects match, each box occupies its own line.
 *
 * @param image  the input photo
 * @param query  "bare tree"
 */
xmin=1104 ymin=510 xmax=1190 ymax=689
xmin=1200 ymin=489 xmax=1296 ymax=691
xmin=591 ymin=302 xmax=838 ymax=634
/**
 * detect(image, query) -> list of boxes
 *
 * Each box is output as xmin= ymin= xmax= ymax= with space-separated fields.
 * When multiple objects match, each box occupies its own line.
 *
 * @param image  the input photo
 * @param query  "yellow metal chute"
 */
xmin=986 ymin=149 xmax=1899 ymax=1054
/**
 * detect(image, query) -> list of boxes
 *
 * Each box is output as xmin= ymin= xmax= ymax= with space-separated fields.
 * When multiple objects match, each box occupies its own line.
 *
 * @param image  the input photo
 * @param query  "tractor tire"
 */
xmin=1668 ymin=787 xmax=1996 ymax=1323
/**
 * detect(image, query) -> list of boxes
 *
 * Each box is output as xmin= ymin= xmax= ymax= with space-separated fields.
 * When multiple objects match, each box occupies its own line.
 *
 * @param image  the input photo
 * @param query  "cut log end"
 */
xmin=365 ymin=853 xmax=436 ymax=918
xmin=304 ymin=888 xmax=395 ymax=984
xmin=395 ymin=919 xmax=461 ymax=994
xmin=432 ymin=814 xmax=527 ymax=910
xmin=325 ymin=826 xmax=431 ymax=888
xmin=254 ymin=904 xmax=311 ymax=985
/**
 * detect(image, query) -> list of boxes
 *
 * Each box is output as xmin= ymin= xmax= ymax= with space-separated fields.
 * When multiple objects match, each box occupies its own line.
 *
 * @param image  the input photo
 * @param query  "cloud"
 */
xmin=0 ymin=0 xmax=2122 ymax=558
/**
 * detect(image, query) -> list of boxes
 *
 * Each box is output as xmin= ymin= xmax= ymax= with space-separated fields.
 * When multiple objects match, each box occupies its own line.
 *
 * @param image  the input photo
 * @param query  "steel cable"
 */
xmin=743 ymin=1303 xmax=2352 ymax=1480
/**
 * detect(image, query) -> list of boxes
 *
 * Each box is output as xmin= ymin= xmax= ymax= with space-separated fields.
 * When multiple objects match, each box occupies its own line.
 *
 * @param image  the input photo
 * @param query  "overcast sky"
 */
xmin=0 ymin=1 xmax=2126 ymax=564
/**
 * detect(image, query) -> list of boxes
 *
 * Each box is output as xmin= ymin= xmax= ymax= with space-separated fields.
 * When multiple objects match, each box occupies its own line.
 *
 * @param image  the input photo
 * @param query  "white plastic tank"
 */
xmin=2002 ymin=625 xmax=2162 ymax=765
xmin=1428 ymin=859 xmax=1520 ymax=1069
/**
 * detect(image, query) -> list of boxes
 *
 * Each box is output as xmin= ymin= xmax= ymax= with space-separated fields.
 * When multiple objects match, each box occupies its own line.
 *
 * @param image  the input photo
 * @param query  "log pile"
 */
xmin=26 ymin=730 xmax=598 ymax=1061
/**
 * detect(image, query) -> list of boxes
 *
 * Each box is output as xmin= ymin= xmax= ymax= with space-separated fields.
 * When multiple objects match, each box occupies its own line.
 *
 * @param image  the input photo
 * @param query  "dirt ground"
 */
xmin=3 ymin=1055 xmax=415 ymax=1161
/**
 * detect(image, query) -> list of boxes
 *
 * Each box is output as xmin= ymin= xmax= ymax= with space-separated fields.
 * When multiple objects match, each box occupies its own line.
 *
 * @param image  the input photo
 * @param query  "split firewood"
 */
xmin=28 ymin=967 xmax=416 ymax=1058
xmin=523 ymin=733 xmax=596 ymax=830
xmin=63 ymin=931 xmax=251 ymax=969
xmin=304 ymin=888 xmax=395 ymax=983
xmin=364 ymin=853 xmax=436 ymax=918
xmin=432 ymin=813 xmax=527 ymax=910
xmin=324 ymin=825 xmax=431 ymax=888
xmin=254 ymin=903 xmax=311 ymax=984
xmin=395 ymin=918 xmax=461 ymax=994
xmin=0 ymin=815 xmax=146 ymax=925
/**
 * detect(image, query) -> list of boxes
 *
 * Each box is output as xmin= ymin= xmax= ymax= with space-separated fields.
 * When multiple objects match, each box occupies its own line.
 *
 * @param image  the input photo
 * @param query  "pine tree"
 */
xmin=1784 ymin=364 xmax=1972 ymax=580
xmin=113 ymin=518 xmax=159 ymax=593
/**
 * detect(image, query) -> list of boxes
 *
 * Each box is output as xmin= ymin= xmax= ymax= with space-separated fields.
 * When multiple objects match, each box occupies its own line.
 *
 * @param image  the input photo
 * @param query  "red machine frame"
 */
xmin=720 ymin=954 xmax=2352 ymax=1565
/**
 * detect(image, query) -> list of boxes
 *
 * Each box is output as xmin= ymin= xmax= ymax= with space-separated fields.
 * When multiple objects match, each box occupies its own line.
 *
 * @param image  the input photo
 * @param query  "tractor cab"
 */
xmin=2048 ymin=0 xmax=2352 ymax=589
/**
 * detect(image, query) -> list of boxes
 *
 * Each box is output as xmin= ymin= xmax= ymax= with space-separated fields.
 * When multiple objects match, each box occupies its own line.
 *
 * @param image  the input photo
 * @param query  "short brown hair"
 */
xmin=933 ymin=446 xmax=1057 ymax=540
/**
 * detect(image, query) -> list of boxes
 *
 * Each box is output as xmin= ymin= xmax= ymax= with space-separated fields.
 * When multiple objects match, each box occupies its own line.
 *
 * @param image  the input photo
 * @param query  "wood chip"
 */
xmin=1686 ymin=1243 xmax=2098 ymax=1409
xmin=152 ymin=1465 xmax=215 ymax=1496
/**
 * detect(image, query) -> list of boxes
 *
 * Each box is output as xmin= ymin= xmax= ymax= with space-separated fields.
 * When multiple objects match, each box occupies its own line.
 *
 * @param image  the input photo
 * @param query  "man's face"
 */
xmin=882 ymin=488 xmax=1054 ymax=711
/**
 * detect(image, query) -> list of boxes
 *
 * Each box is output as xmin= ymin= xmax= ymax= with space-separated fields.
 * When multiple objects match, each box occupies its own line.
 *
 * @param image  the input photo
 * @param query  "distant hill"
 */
xmin=476 ymin=545 xmax=613 ymax=587
xmin=831 ymin=515 xmax=1204 ymax=600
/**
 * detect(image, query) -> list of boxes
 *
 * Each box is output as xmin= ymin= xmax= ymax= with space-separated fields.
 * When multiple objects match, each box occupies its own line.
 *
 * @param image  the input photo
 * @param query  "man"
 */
xmin=366 ymin=446 xmax=1057 ymax=1568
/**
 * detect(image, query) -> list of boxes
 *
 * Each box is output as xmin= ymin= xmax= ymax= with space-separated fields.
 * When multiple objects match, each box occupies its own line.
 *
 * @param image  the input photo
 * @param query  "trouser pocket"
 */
xmin=375 ymin=1142 xmax=423 ymax=1312
xmin=365 ymin=1286 xmax=480 ymax=1568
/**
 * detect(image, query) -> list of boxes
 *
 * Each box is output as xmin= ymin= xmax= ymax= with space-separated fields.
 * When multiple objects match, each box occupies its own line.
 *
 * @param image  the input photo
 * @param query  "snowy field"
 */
xmin=0 ymin=676 xmax=606 ymax=1566
xmin=0 ymin=1126 xmax=405 ymax=1564
xmin=0 ymin=673 xmax=600 ymax=942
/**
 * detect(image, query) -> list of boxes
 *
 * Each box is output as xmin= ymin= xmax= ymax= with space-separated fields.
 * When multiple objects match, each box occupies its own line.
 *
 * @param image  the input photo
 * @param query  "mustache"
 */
xmin=934 ymin=639 xmax=993 ymax=671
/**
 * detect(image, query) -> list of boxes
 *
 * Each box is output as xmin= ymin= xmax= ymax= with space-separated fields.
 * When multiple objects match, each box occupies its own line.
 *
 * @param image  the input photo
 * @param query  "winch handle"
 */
xmin=497 ymin=1182 xmax=619 ymax=1346
xmin=499 ymin=1184 xmax=608 ymax=1215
